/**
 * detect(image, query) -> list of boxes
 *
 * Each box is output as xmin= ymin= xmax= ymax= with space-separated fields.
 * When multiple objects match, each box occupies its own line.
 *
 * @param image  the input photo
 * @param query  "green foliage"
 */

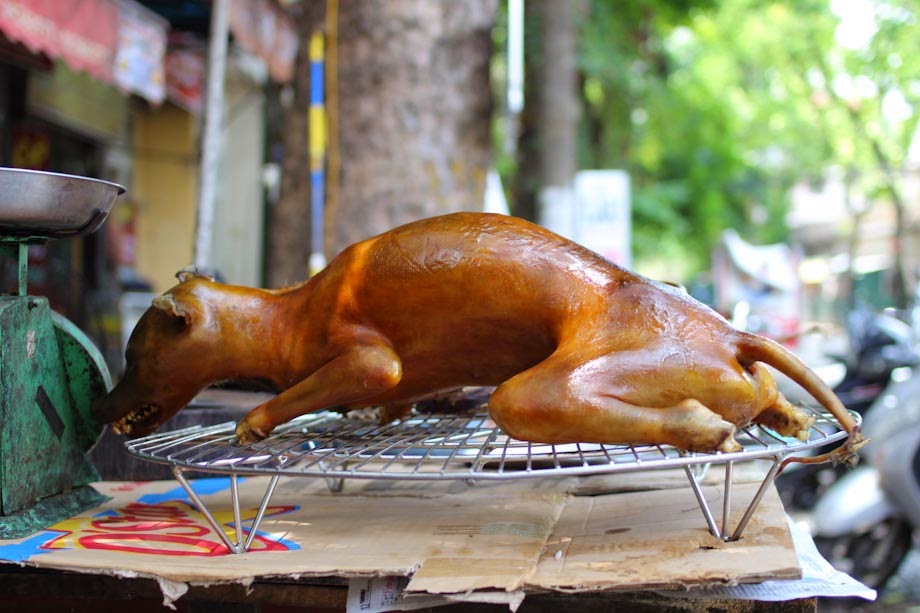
xmin=491 ymin=0 xmax=920 ymax=284
xmin=575 ymin=0 xmax=920 ymax=281
xmin=579 ymin=0 xmax=789 ymax=276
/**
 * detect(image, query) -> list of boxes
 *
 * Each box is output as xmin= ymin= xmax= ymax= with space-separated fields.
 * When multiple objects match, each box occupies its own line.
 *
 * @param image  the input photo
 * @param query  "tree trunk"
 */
xmin=509 ymin=0 xmax=546 ymax=222
xmin=531 ymin=0 xmax=581 ymax=237
xmin=327 ymin=0 xmax=497 ymax=254
xmin=535 ymin=0 xmax=579 ymax=189
xmin=266 ymin=2 xmax=324 ymax=288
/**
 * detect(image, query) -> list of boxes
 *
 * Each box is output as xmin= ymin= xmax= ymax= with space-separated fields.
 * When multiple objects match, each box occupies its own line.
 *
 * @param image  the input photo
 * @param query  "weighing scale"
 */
xmin=0 ymin=167 xmax=123 ymax=538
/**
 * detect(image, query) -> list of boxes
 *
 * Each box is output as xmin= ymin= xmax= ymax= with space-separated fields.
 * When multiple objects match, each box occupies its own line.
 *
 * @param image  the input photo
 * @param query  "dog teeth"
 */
xmin=111 ymin=405 xmax=158 ymax=434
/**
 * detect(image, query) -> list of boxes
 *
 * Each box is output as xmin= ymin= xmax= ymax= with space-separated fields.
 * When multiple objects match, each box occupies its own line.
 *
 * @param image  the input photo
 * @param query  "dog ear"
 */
xmin=151 ymin=294 xmax=193 ymax=329
xmin=176 ymin=266 xmax=215 ymax=283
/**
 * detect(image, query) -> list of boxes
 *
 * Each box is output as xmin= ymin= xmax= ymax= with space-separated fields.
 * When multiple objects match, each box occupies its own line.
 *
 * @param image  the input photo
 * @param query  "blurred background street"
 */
xmin=1 ymin=0 xmax=920 ymax=610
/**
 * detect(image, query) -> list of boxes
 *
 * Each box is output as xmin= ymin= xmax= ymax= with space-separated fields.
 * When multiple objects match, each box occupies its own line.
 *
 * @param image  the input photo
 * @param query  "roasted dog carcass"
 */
xmin=93 ymin=213 xmax=863 ymax=464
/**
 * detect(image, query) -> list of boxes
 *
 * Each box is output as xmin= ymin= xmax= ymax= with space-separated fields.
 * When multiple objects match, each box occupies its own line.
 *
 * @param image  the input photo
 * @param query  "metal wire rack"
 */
xmin=126 ymin=405 xmax=856 ymax=554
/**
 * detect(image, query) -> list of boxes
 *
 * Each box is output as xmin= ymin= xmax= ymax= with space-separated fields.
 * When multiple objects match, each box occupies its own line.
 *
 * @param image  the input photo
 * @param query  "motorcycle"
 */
xmin=775 ymin=305 xmax=919 ymax=511
xmin=833 ymin=306 xmax=919 ymax=413
xmin=809 ymin=365 xmax=920 ymax=590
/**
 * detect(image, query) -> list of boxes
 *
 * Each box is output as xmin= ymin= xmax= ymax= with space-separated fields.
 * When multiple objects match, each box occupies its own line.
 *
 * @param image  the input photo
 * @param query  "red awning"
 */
xmin=0 ymin=0 xmax=119 ymax=83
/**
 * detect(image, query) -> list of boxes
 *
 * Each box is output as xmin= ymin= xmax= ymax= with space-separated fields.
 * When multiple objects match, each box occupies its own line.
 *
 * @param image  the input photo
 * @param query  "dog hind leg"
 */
xmin=753 ymin=393 xmax=816 ymax=441
xmin=487 ymin=352 xmax=741 ymax=453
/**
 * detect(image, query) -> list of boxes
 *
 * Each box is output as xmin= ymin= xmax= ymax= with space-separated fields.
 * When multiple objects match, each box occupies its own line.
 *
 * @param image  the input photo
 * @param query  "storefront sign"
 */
xmin=114 ymin=1 xmax=168 ymax=104
xmin=165 ymin=44 xmax=206 ymax=114
xmin=27 ymin=60 xmax=127 ymax=141
xmin=229 ymin=0 xmax=298 ymax=83
xmin=574 ymin=170 xmax=632 ymax=268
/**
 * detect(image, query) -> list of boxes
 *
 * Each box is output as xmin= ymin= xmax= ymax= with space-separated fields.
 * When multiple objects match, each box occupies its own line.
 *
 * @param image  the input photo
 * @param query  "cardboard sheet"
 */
xmin=527 ymin=482 xmax=799 ymax=592
xmin=0 ymin=471 xmax=799 ymax=600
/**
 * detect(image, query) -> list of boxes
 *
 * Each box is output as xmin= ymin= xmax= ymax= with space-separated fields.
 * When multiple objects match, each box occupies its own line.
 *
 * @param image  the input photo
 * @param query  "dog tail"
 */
xmin=736 ymin=331 xmax=866 ymax=468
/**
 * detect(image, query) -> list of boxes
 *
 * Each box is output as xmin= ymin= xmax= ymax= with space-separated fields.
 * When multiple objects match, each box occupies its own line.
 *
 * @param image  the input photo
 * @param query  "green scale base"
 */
xmin=0 ymin=295 xmax=112 ymax=539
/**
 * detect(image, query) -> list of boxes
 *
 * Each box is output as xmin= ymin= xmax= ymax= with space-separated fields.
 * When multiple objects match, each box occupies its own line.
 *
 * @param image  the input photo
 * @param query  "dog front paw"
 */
xmin=235 ymin=419 xmax=267 ymax=445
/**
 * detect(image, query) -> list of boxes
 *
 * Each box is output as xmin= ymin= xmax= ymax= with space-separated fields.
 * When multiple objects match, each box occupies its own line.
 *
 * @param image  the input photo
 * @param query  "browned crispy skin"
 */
xmin=93 ymin=213 xmax=863 ymax=461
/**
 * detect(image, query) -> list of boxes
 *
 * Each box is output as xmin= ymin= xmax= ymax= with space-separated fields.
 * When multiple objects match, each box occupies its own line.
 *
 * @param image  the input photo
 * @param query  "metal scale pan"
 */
xmin=0 ymin=167 xmax=125 ymax=240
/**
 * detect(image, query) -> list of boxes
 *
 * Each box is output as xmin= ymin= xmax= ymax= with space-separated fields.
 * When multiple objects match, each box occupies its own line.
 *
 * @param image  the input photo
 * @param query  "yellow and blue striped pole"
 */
xmin=309 ymin=31 xmax=327 ymax=276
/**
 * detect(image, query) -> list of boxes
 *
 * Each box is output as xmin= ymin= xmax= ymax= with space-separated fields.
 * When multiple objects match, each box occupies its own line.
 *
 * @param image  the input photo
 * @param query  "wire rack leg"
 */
xmin=722 ymin=461 xmax=733 ymax=537
xmin=245 ymin=474 xmax=282 ymax=551
xmin=173 ymin=466 xmax=242 ymax=553
xmin=171 ymin=466 xmax=282 ymax=554
xmin=683 ymin=456 xmax=784 ymax=542
xmin=317 ymin=458 xmax=345 ymax=492
xmin=728 ymin=457 xmax=782 ymax=542
xmin=230 ymin=474 xmax=243 ymax=546
xmin=684 ymin=465 xmax=722 ymax=539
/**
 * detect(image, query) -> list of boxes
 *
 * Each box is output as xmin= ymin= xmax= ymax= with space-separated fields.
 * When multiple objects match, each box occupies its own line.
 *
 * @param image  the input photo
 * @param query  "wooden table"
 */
xmin=0 ymin=565 xmax=816 ymax=612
